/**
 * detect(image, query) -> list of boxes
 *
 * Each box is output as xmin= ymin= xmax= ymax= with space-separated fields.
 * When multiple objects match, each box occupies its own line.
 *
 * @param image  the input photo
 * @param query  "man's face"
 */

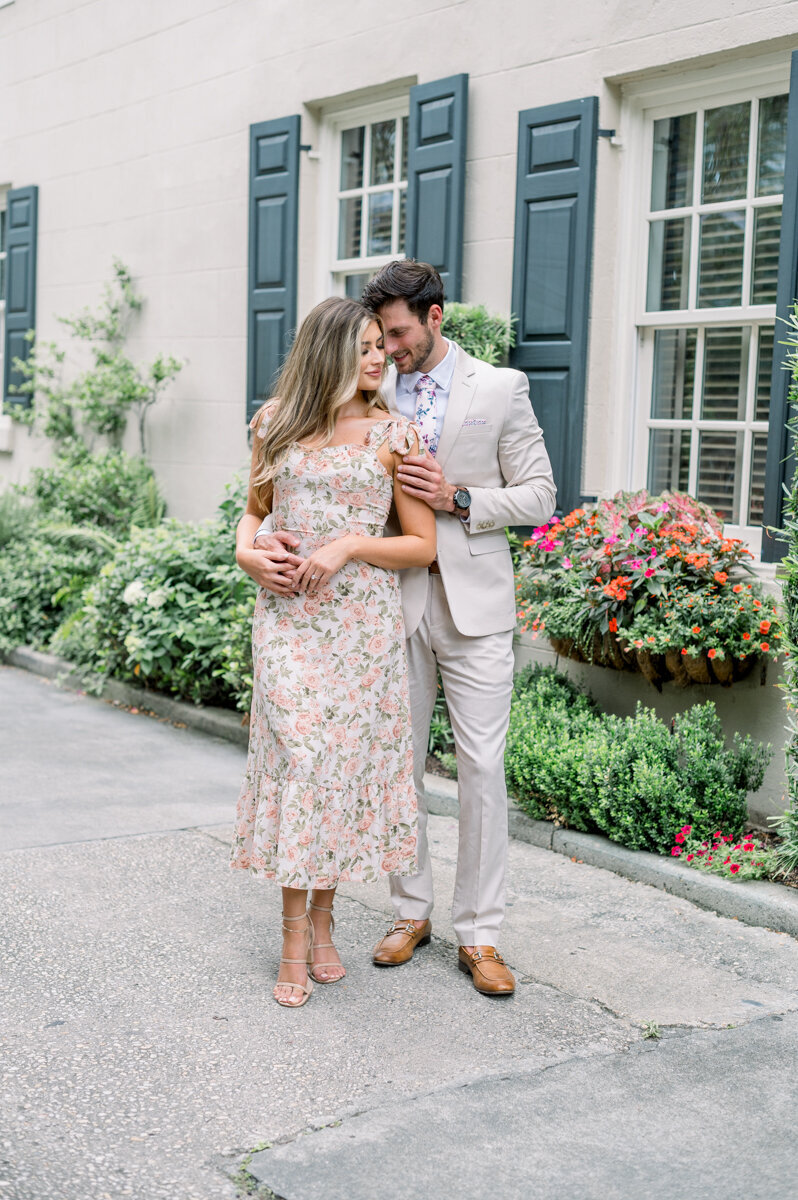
xmin=378 ymin=299 xmax=439 ymax=374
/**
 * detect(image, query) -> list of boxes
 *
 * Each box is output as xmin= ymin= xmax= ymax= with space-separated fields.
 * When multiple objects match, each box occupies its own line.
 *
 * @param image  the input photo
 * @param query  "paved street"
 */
xmin=1 ymin=664 xmax=797 ymax=1200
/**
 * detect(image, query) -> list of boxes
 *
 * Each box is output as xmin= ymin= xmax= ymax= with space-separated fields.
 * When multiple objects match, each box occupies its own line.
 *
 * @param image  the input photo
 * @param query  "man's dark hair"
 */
xmin=361 ymin=260 xmax=444 ymax=322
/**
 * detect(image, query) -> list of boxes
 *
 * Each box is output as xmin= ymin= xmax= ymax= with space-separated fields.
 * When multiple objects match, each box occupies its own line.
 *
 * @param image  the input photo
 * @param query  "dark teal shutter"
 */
xmin=406 ymin=74 xmax=468 ymax=301
xmin=3 ymin=185 xmax=38 ymax=408
xmin=510 ymin=98 xmax=598 ymax=516
xmin=247 ymin=115 xmax=300 ymax=423
xmin=762 ymin=51 xmax=798 ymax=562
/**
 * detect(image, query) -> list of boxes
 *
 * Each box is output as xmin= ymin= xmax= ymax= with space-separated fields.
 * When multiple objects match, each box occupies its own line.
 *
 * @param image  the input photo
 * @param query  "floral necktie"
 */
xmin=413 ymin=374 xmax=438 ymax=456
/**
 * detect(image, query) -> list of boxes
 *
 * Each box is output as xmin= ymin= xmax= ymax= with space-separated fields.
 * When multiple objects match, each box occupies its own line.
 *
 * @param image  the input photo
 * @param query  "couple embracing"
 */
xmin=231 ymin=260 xmax=556 ymax=1008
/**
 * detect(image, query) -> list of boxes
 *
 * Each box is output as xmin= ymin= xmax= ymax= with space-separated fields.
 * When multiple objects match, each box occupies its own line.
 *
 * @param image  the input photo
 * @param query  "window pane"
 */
xmin=340 ymin=126 xmax=364 ymax=191
xmin=338 ymin=197 xmax=362 ymax=259
xmin=651 ymin=114 xmax=695 ymax=211
xmin=698 ymin=212 xmax=744 ymax=307
xmin=399 ymin=189 xmax=407 ymax=253
xmin=751 ymin=206 xmax=781 ymax=304
xmin=0 ymin=208 xmax=5 ymax=251
xmin=367 ymin=192 xmax=393 ymax=256
xmin=648 ymin=429 xmax=690 ymax=494
xmin=696 ymin=430 xmax=743 ymax=523
xmin=344 ymin=272 xmax=372 ymax=300
xmin=757 ymin=94 xmax=789 ymax=196
xmin=371 ymin=120 xmax=396 ymax=185
xmin=748 ymin=433 xmax=768 ymax=525
xmin=647 ymin=218 xmax=691 ymax=311
xmin=401 ymin=116 xmax=409 ymax=182
xmin=651 ymin=328 xmax=696 ymax=418
xmin=755 ymin=326 xmax=774 ymax=420
xmin=702 ymin=102 xmax=750 ymax=203
xmin=701 ymin=327 xmax=747 ymax=420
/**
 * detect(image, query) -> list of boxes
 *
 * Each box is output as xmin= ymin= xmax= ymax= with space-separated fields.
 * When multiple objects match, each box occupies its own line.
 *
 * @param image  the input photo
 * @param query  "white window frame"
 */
xmin=318 ymin=95 xmax=409 ymax=301
xmin=612 ymin=53 xmax=791 ymax=562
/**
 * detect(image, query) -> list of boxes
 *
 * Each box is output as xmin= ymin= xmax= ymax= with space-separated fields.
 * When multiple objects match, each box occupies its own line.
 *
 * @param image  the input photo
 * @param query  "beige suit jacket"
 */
xmin=386 ymin=343 xmax=557 ymax=638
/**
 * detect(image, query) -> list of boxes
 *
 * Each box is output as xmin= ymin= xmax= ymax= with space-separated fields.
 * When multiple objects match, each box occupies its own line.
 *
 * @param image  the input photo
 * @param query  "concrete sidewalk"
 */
xmin=2 ymin=665 xmax=797 ymax=1200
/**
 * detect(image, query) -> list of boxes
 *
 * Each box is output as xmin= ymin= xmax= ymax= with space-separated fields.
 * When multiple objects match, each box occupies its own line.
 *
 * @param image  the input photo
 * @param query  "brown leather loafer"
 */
xmin=372 ymin=919 xmax=432 ymax=966
xmin=458 ymin=946 xmax=515 ymax=995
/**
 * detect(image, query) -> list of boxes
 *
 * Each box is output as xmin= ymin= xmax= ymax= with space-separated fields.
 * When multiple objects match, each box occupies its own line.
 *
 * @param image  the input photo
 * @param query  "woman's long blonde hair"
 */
xmin=251 ymin=297 xmax=388 ymax=501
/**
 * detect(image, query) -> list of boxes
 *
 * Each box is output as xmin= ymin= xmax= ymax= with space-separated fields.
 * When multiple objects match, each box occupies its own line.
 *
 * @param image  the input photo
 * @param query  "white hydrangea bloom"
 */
xmin=147 ymin=588 xmax=167 ymax=608
xmin=123 ymin=580 xmax=146 ymax=605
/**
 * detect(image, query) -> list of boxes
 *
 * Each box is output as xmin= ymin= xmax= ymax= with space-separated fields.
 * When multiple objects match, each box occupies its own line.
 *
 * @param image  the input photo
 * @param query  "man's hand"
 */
xmin=237 ymin=531 xmax=303 ymax=596
xmin=396 ymin=451 xmax=455 ymax=512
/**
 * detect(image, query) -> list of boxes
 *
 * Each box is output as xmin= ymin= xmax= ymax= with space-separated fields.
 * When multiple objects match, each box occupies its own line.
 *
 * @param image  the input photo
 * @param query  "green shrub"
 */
xmin=440 ymin=303 xmax=515 ymax=365
xmin=505 ymin=666 xmax=770 ymax=853
xmin=25 ymin=447 xmax=164 ymax=535
xmin=55 ymin=518 xmax=257 ymax=711
xmin=0 ymin=490 xmax=34 ymax=550
xmin=0 ymin=523 xmax=104 ymax=653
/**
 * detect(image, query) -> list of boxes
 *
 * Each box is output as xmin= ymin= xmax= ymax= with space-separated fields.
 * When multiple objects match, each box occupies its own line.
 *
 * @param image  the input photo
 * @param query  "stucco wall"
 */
xmin=1 ymin=0 xmax=798 ymax=516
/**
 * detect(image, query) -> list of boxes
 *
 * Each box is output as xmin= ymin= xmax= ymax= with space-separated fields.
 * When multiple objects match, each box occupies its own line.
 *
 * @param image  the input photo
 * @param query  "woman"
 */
xmin=231 ymin=297 xmax=436 ymax=1008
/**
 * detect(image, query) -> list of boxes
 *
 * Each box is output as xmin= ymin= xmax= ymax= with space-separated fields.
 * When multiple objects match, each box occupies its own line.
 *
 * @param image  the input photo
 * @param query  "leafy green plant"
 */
xmin=771 ymin=303 xmax=798 ymax=874
xmin=9 ymin=260 xmax=182 ymax=454
xmin=505 ymin=666 xmax=770 ymax=853
xmin=25 ymin=445 xmax=164 ymax=535
xmin=670 ymin=823 xmax=776 ymax=880
xmin=440 ymin=303 xmax=516 ymax=365
xmin=55 ymin=514 xmax=257 ymax=711
xmin=0 ymin=490 xmax=34 ymax=549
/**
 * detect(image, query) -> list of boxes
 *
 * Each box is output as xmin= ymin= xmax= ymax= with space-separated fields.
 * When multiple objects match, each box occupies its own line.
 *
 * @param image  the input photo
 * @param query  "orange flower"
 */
xmin=714 ymin=571 xmax=728 ymax=584
xmin=759 ymin=619 xmax=771 ymax=635
xmin=742 ymin=632 xmax=751 ymax=640
xmin=761 ymin=641 xmax=770 ymax=652
xmin=609 ymin=618 xmax=618 ymax=633
xmin=692 ymin=625 xmax=701 ymax=634
xmin=732 ymin=584 xmax=743 ymax=593
xmin=681 ymin=647 xmax=688 ymax=655
xmin=707 ymin=649 xmax=717 ymax=659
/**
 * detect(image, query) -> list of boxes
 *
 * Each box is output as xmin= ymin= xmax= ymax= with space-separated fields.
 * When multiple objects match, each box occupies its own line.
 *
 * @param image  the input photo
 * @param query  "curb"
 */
xmin=6 ymin=646 xmax=798 ymax=939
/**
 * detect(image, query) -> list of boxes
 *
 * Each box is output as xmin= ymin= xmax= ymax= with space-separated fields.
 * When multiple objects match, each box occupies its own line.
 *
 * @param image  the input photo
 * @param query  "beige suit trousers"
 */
xmin=389 ymin=575 xmax=515 ymax=945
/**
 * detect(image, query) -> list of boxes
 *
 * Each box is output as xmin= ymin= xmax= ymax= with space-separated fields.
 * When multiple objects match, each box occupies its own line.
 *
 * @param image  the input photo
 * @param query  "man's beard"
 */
xmin=395 ymin=326 xmax=436 ymax=374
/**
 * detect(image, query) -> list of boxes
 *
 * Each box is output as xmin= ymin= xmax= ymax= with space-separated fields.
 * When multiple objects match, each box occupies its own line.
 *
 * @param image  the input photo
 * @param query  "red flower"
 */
xmin=759 ymin=619 xmax=771 ymax=635
xmin=730 ymin=863 xmax=740 ymax=874
xmin=692 ymin=625 xmax=701 ymax=634
xmin=743 ymin=842 xmax=755 ymax=851
xmin=681 ymin=825 xmax=692 ymax=834
xmin=609 ymin=617 xmax=618 ymax=633
xmin=714 ymin=571 xmax=728 ymax=584
xmin=742 ymin=632 xmax=751 ymax=640
xmin=681 ymin=648 xmax=688 ymax=655
xmin=707 ymin=648 xmax=717 ymax=659
xmin=675 ymin=832 xmax=685 ymax=844
xmin=671 ymin=847 xmax=681 ymax=856
xmin=686 ymin=854 xmax=694 ymax=861
xmin=761 ymin=642 xmax=770 ymax=652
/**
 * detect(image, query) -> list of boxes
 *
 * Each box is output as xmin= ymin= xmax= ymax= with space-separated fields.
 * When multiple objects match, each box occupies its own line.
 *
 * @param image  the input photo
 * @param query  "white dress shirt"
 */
xmin=394 ymin=339 xmax=456 ymax=443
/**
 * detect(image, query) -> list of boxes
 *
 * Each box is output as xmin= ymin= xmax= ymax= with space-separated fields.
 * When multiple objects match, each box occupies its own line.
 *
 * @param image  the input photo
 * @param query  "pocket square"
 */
xmin=462 ymin=418 xmax=488 ymax=427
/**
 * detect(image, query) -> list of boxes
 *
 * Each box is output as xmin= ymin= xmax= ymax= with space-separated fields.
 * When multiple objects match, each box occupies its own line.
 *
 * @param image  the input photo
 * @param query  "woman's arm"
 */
xmin=235 ymin=417 xmax=303 ymax=595
xmin=292 ymin=431 xmax=436 ymax=592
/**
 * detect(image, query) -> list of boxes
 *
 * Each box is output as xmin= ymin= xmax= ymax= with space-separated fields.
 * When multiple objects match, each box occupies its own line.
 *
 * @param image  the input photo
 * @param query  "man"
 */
xmin=241 ymin=260 xmax=556 ymax=996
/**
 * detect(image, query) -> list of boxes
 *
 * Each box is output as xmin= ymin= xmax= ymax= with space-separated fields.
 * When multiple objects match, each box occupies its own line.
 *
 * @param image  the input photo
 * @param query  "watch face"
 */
xmin=454 ymin=488 xmax=471 ymax=509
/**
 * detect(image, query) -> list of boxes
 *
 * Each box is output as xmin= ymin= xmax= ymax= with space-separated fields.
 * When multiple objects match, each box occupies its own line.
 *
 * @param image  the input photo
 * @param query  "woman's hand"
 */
xmin=291 ymin=536 xmax=355 ymax=593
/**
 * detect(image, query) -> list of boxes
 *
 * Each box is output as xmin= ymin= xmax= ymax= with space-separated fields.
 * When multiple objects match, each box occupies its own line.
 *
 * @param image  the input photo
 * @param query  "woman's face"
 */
xmin=357 ymin=320 xmax=385 ymax=394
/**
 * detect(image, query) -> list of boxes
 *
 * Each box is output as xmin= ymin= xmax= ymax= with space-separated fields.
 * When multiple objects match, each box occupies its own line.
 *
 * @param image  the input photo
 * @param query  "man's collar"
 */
xmin=396 ymin=339 xmax=456 ymax=392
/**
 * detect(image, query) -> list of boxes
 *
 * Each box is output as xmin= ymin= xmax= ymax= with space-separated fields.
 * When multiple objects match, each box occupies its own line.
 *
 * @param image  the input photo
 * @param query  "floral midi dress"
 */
xmin=230 ymin=413 xmax=419 ymax=889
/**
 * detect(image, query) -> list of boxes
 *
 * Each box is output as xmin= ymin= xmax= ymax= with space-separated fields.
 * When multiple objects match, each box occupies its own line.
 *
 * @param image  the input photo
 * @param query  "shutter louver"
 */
xmin=3 ymin=185 xmax=38 ymax=407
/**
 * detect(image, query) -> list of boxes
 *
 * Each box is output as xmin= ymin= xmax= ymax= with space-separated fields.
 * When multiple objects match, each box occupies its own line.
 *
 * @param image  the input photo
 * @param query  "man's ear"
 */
xmin=427 ymin=303 xmax=443 ymax=331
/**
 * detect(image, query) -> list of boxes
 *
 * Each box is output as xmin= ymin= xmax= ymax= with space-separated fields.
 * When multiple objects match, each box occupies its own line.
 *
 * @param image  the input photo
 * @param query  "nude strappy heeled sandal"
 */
xmin=308 ymin=901 xmax=346 ymax=984
xmin=273 ymin=912 xmax=314 ymax=1008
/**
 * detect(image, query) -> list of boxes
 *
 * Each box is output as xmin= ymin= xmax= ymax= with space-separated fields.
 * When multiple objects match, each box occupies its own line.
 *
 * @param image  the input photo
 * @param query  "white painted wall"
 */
xmin=1 ymin=0 xmax=798 ymax=516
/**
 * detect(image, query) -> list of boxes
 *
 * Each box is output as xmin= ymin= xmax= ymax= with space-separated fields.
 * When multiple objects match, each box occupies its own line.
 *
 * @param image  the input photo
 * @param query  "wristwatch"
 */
xmin=452 ymin=486 xmax=471 ymax=512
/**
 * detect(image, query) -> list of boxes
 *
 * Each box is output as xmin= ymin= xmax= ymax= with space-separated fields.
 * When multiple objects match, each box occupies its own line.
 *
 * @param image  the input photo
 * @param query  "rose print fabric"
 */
xmin=231 ymin=414 xmax=420 ymax=889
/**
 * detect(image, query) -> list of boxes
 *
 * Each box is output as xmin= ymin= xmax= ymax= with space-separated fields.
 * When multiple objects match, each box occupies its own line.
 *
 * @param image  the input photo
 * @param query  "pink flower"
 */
xmin=681 ymin=825 xmax=692 ymax=834
xmin=730 ymin=863 xmax=740 ymax=874
xmin=562 ymin=557 xmax=573 ymax=569
xmin=671 ymin=847 xmax=681 ymax=856
xmin=644 ymin=568 xmax=656 ymax=577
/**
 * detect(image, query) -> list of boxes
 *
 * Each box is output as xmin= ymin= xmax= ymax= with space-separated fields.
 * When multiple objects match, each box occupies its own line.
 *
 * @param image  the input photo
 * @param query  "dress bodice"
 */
xmin=258 ymin=413 xmax=418 ymax=541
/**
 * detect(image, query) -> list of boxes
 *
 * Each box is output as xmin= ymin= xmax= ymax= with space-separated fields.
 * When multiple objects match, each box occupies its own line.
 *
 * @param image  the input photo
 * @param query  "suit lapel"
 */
xmin=434 ymin=343 xmax=475 ymax=468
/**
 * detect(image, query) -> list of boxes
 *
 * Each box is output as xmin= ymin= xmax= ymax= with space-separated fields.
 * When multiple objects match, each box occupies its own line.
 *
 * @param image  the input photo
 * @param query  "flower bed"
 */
xmin=515 ymin=490 xmax=781 ymax=690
